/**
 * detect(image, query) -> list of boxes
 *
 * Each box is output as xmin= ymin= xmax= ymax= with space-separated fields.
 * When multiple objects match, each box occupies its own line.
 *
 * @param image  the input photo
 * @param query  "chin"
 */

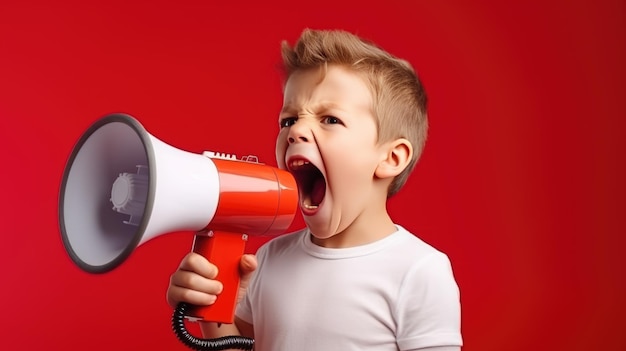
xmin=303 ymin=213 xmax=343 ymax=241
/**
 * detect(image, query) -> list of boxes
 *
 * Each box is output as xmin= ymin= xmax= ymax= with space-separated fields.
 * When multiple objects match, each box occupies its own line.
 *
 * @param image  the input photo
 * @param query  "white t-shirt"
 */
xmin=236 ymin=225 xmax=462 ymax=351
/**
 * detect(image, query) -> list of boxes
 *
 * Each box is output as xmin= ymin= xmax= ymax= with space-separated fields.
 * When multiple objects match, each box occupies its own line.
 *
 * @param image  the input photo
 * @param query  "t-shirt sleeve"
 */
xmin=395 ymin=252 xmax=463 ymax=350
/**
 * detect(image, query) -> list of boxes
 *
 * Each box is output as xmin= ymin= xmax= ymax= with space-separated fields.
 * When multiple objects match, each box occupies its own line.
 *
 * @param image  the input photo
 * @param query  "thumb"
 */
xmin=237 ymin=254 xmax=257 ymax=304
xmin=239 ymin=254 xmax=258 ymax=289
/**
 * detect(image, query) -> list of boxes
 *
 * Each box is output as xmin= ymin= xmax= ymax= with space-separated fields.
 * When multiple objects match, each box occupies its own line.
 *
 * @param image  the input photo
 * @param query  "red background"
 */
xmin=1 ymin=0 xmax=624 ymax=350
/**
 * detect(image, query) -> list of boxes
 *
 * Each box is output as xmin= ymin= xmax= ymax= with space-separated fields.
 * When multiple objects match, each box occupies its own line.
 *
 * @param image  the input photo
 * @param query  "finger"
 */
xmin=239 ymin=254 xmax=258 ymax=288
xmin=170 ymin=270 xmax=224 ymax=295
xmin=167 ymin=285 xmax=218 ymax=308
xmin=240 ymin=254 xmax=258 ymax=275
xmin=178 ymin=252 xmax=219 ymax=279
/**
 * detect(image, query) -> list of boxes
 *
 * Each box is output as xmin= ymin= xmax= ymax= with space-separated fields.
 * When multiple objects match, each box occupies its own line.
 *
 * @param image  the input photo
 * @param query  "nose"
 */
xmin=287 ymin=120 xmax=313 ymax=144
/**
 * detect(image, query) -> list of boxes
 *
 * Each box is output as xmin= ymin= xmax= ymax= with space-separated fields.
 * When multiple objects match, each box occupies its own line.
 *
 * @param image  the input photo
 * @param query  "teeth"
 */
xmin=303 ymin=203 xmax=318 ymax=210
xmin=289 ymin=159 xmax=310 ymax=169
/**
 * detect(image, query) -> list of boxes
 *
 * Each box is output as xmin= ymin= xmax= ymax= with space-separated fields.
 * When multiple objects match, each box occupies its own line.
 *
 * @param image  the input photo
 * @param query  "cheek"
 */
xmin=332 ymin=137 xmax=379 ymax=169
xmin=335 ymin=159 xmax=379 ymax=192
xmin=326 ymin=148 xmax=376 ymax=187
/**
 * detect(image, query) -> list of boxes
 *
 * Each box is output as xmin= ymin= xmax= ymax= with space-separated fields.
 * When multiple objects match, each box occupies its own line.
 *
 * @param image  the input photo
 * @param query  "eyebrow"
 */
xmin=280 ymin=102 xmax=344 ymax=115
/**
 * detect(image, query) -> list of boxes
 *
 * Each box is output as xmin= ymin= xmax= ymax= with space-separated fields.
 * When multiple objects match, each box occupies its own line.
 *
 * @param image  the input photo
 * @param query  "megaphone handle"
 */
xmin=188 ymin=230 xmax=248 ymax=324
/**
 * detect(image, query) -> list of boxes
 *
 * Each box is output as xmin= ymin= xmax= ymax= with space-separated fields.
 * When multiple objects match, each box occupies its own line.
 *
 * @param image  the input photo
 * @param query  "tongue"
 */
xmin=310 ymin=177 xmax=326 ymax=206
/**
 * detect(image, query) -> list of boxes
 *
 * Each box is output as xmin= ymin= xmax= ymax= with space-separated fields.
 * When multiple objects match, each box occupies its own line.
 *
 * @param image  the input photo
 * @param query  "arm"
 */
xmin=198 ymin=316 xmax=254 ymax=339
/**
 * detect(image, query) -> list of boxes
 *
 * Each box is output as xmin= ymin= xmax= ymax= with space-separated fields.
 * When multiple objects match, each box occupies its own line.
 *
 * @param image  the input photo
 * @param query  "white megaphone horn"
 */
xmin=58 ymin=113 xmax=298 ymax=330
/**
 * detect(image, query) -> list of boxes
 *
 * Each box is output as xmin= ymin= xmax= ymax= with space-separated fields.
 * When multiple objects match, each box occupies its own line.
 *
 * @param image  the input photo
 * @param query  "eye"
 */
xmin=280 ymin=117 xmax=297 ymax=128
xmin=322 ymin=116 xmax=343 ymax=125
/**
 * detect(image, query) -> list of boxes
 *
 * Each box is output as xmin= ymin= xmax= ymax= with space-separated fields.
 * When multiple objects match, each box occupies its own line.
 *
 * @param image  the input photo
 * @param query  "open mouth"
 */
xmin=288 ymin=159 xmax=326 ymax=211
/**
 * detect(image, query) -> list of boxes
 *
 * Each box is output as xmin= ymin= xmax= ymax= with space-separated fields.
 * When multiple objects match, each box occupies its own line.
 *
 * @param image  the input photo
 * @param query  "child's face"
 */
xmin=275 ymin=65 xmax=387 ymax=242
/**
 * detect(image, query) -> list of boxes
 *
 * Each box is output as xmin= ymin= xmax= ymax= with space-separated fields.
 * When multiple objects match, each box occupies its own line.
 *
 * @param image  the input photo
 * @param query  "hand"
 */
xmin=166 ymin=252 xmax=257 ymax=309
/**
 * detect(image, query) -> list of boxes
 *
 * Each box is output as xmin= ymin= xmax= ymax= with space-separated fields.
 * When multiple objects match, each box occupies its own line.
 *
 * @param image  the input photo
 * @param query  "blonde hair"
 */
xmin=280 ymin=28 xmax=428 ymax=197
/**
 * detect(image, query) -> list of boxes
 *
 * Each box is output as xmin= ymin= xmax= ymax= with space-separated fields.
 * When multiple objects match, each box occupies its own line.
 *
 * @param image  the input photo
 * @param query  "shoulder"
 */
xmin=389 ymin=226 xmax=458 ymax=290
xmin=390 ymin=226 xmax=452 ymax=264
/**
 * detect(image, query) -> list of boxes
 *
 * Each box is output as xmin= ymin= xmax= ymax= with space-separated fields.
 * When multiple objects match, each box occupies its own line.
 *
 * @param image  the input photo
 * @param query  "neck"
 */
xmin=310 ymin=211 xmax=397 ymax=248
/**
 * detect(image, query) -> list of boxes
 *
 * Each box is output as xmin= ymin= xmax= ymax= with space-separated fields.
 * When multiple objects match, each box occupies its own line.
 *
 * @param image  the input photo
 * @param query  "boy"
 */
xmin=167 ymin=28 xmax=462 ymax=350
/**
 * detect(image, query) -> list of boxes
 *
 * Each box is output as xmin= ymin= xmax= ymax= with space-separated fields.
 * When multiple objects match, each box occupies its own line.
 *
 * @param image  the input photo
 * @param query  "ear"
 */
xmin=375 ymin=138 xmax=413 ymax=179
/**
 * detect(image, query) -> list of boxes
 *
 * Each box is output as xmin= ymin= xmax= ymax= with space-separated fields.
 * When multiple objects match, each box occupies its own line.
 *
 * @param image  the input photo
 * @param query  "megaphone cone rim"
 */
xmin=58 ymin=113 xmax=157 ymax=274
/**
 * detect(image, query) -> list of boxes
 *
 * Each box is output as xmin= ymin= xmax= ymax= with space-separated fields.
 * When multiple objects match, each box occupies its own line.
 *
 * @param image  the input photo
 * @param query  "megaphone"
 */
xmin=58 ymin=113 xmax=298 ymax=350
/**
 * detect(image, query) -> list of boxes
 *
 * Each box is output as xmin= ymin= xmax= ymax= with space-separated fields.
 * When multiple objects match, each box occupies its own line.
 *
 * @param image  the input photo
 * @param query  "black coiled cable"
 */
xmin=172 ymin=302 xmax=255 ymax=351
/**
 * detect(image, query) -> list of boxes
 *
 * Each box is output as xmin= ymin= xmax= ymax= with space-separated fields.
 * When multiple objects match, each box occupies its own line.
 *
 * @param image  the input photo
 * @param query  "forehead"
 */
xmin=281 ymin=65 xmax=373 ymax=114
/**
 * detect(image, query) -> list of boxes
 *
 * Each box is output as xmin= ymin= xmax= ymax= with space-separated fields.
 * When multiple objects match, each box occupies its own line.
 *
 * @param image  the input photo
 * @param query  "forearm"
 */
xmin=199 ymin=321 xmax=242 ymax=339
xmin=198 ymin=318 xmax=254 ymax=351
